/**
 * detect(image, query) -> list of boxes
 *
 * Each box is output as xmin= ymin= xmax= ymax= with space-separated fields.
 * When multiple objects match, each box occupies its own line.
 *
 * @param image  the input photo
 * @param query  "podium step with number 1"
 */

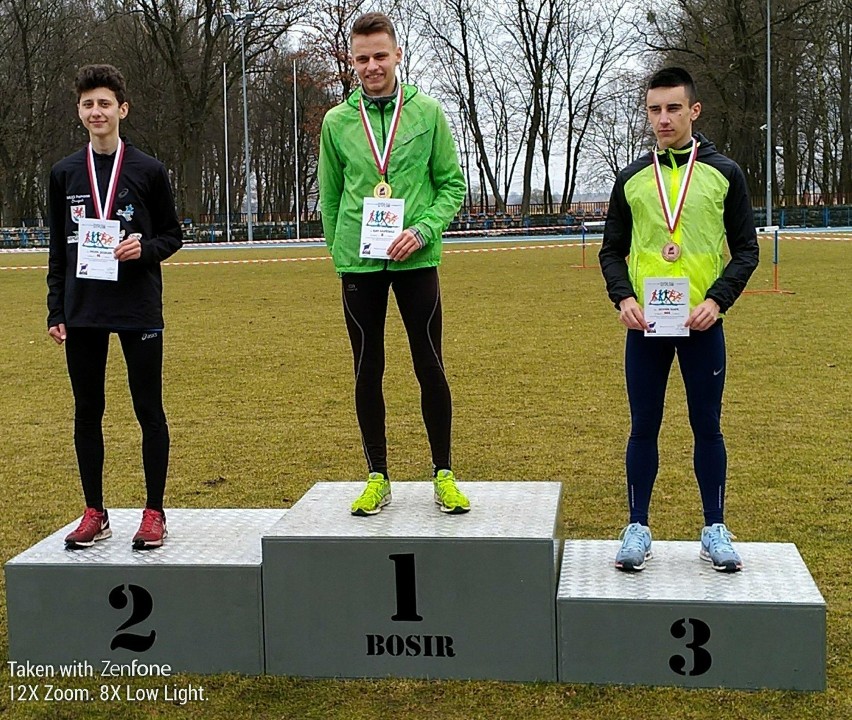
xmin=262 ymin=481 xmax=562 ymax=680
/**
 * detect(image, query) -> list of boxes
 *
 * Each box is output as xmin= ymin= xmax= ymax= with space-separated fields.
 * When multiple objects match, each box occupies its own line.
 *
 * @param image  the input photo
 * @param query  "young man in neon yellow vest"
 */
xmin=318 ymin=13 xmax=469 ymax=515
xmin=600 ymin=67 xmax=759 ymax=572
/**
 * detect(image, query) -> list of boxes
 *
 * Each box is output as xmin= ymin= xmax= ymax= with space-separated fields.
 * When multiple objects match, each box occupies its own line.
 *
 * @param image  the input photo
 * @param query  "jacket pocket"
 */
xmin=389 ymin=121 xmax=432 ymax=169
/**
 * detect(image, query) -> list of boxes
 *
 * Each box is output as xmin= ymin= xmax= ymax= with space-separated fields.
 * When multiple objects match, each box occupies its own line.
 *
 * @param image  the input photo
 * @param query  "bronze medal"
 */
xmin=662 ymin=242 xmax=681 ymax=262
xmin=373 ymin=181 xmax=392 ymax=199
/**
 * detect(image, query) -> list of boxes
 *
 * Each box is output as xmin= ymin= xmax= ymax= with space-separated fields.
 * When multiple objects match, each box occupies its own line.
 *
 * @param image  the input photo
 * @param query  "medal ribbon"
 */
xmin=86 ymin=139 xmax=125 ymax=219
xmin=359 ymin=84 xmax=404 ymax=179
xmin=652 ymin=139 xmax=699 ymax=235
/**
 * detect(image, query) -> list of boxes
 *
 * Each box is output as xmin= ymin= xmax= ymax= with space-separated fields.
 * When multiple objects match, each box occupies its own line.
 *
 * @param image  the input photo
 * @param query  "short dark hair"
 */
xmin=74 ymin=64 xmax=127 ymax=105
xmin=351 ymin=12 xmax=397 ymax=45
xmin=648 ymin=67 xmax=697 ymax=105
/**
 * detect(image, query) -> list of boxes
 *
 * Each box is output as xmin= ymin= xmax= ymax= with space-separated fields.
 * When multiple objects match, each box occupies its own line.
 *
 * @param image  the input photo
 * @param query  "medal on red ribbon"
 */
xmin=653 ymin=140 xmax=699 ymax=262
xmin=359 ymin=85 xmax=403 ymax=199
xmin=86 ymin=139 xmax=126 ymax=220
xmin=661 ymin=242 xmax=681 ymax=261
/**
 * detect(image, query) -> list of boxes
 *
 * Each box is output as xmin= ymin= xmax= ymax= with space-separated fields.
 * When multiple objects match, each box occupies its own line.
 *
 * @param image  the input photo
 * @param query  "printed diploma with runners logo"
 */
xmin=77 ymin=218 xmax=119 ymax=280
xmin=644 ymin=277 xmax=690 ymax=336
xmin=76 ymin=139 xmax=125 ymax=281
xmin=360 ymin=198 xmax=404 ymax=259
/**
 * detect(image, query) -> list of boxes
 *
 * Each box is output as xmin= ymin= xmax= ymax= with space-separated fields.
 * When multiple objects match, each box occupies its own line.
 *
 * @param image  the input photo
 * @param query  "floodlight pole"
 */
xmin=293 ymin=59 xmax=300 ymax=242
xmin=225 ymin=11 xmax=256 ymax=243
xmin=765 ymin=0 xmax=772 ymax=226
xmin=223 ymin=62 xmax=231 ymax=243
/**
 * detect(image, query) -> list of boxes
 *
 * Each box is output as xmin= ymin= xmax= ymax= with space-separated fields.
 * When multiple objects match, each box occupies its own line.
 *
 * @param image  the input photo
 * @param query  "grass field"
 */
xmin=0 ymin=235 xmax=850 ymax=719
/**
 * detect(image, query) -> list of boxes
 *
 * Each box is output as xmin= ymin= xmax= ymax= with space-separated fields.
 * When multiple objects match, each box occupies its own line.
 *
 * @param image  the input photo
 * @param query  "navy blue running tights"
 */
xmin=624 ymin=321 xmax=727 ymax=527
xmin=64 ymin=328 xmax=169 ymax=512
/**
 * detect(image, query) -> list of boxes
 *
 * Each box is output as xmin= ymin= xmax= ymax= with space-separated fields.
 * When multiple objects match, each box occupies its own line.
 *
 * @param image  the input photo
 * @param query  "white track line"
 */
xmin=2 ymin=232 xmax=849 ymax=271
xmin=0 ymin=241 xmax=598 ymax=271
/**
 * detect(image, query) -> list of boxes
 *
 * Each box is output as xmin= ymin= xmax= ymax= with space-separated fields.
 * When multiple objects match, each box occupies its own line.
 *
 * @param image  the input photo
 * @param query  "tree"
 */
xmin=416 ymin=0 xmax=508 ymax=211
xmin=587 ymin=69 xmax=649 ymax=185
xmin=832 ymin=0 xmax=852 ymax=201
xmin=638 ymin=0 xmax=824 ymax=202
xmin=554 ymin=0 xmax=634 ymax=211
xmin=504 ymin=0 xmax=561 ymax=213
xmin=106 ymin=0 xmax=299 ymax=221
xmin=302 ymin=0 xmax=367 ymax=101
xmin=0 ymin=0 xmax=91 ymax=225
xmin=248 ymin=47 xmax=335 ymax=218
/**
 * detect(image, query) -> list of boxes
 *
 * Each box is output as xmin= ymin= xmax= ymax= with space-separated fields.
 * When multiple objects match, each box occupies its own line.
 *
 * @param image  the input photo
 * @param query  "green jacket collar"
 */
xmin=346 ymin=83 xmax=420 ymax=109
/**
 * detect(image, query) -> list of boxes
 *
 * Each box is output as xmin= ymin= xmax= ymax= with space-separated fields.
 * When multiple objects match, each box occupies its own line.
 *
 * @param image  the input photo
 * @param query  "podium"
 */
xmin=4 ymin=492 xmax=827 ymax=689
xmin=5 ymin=509 xmax=284 ymax=675
xmin=556 ymin=540 xmax=826 ymax=690
xmin=261 ymin=481 xmax=562 ymax=680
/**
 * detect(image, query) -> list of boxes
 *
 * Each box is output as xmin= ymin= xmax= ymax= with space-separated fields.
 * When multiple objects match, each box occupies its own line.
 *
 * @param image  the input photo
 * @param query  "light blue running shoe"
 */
xmin=700 ymin=523 xmax=743 ymax=572
xmin=614 ymin=523 xmax=652 ymax=571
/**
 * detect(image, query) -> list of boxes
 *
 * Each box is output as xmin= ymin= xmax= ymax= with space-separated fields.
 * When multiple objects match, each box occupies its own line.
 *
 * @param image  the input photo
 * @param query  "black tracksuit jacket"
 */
xmin=47 ymin=141 xmax=183 ymax=329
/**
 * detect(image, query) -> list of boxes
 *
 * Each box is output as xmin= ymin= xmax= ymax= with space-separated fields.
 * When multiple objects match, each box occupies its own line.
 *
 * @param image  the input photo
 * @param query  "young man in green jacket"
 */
xmin=318 ymin=12 xmax=469 ymax=515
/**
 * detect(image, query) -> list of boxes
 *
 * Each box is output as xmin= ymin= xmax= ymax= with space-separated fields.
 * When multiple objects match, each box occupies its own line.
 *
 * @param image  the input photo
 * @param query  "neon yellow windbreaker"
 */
xmin=600 ymin=135 xmax=759 ymax=314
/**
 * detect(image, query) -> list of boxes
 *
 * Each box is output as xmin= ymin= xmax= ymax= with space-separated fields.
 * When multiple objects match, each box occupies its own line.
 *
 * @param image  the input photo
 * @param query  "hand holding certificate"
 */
xmin=114 ymin=232 xmax=142 ymax=261
xmin=360 ymin=198 xmax=405 ymax=259
xmin=76 ymin=218 xmax=120 ymax=281
xmin=644 ymin=277 xmax=690 ymax=337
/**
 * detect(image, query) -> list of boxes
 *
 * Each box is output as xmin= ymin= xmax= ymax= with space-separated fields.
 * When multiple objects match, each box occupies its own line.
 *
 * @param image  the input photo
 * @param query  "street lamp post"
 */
xmin=293 ymin=59 xmax=300 ymax=242
xmin=765 ymin=0 xmax=772 ymax=226
xmin=222 ymin=62 xmax=231 ymax=243
xmin=224 ymin=10 xmax=256 ymax=243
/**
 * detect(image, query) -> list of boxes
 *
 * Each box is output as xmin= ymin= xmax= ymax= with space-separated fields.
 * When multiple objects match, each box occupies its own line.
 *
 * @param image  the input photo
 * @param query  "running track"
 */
xmin=1 ymin=228 xmax=849 ymax=271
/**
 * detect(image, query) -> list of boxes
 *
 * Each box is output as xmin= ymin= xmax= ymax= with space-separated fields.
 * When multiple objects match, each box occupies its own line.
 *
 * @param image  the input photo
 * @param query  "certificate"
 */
xmin=76 ymin=218 xmax=120 ymax=281
xmin=644 ymin=277 xmax=689 ymax=337
xmin=360 ymin=198 xmax=405 ymax=260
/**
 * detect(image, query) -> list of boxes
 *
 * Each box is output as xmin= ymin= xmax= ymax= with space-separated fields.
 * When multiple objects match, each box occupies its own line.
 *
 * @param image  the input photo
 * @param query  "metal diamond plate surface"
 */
xmin=6 ymin=509 xmax=286 ymax=567
xmin=558 ymin=540 xmax=825 ymax=605
xmin=266 ymin=482 xmax=562 ymax=540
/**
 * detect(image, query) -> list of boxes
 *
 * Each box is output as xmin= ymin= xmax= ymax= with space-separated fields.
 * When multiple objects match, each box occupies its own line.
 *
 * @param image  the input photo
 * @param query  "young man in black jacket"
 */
xmin=599 ymin=67 xmax=759 ymax=573
xmin=47 ymin=64 xmax=183 ymax=549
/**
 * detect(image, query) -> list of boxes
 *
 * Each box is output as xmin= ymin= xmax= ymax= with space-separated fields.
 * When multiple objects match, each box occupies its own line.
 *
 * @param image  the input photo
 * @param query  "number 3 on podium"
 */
xmin=669 ymin=617 xmax=712 ymax=676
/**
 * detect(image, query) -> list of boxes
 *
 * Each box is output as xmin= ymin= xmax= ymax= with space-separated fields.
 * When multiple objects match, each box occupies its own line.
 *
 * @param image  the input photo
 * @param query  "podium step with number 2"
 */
xmin=5 ymin=509 xmax=284 ymax=675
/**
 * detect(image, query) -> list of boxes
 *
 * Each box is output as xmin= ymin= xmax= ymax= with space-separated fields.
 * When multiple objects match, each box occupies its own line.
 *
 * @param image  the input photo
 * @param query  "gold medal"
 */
xmin=374 ymin=181 xmax=392 ymax=199
xmin=662 ymin=242 xmax=681 ymax=262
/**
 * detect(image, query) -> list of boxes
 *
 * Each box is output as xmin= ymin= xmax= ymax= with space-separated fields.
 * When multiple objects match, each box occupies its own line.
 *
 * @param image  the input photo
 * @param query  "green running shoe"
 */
xmin=433 ymin=470 xmax=470 ymax=514
xmin=351 ymin=473 xmax=391 ymax=516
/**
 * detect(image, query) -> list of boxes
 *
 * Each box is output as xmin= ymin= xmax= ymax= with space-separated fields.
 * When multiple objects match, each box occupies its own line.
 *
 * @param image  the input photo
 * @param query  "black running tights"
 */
xmin=64 ymin=328 xmax=169 ymax=511
xmin=341 ymin=267 xmax=452 ymax=476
